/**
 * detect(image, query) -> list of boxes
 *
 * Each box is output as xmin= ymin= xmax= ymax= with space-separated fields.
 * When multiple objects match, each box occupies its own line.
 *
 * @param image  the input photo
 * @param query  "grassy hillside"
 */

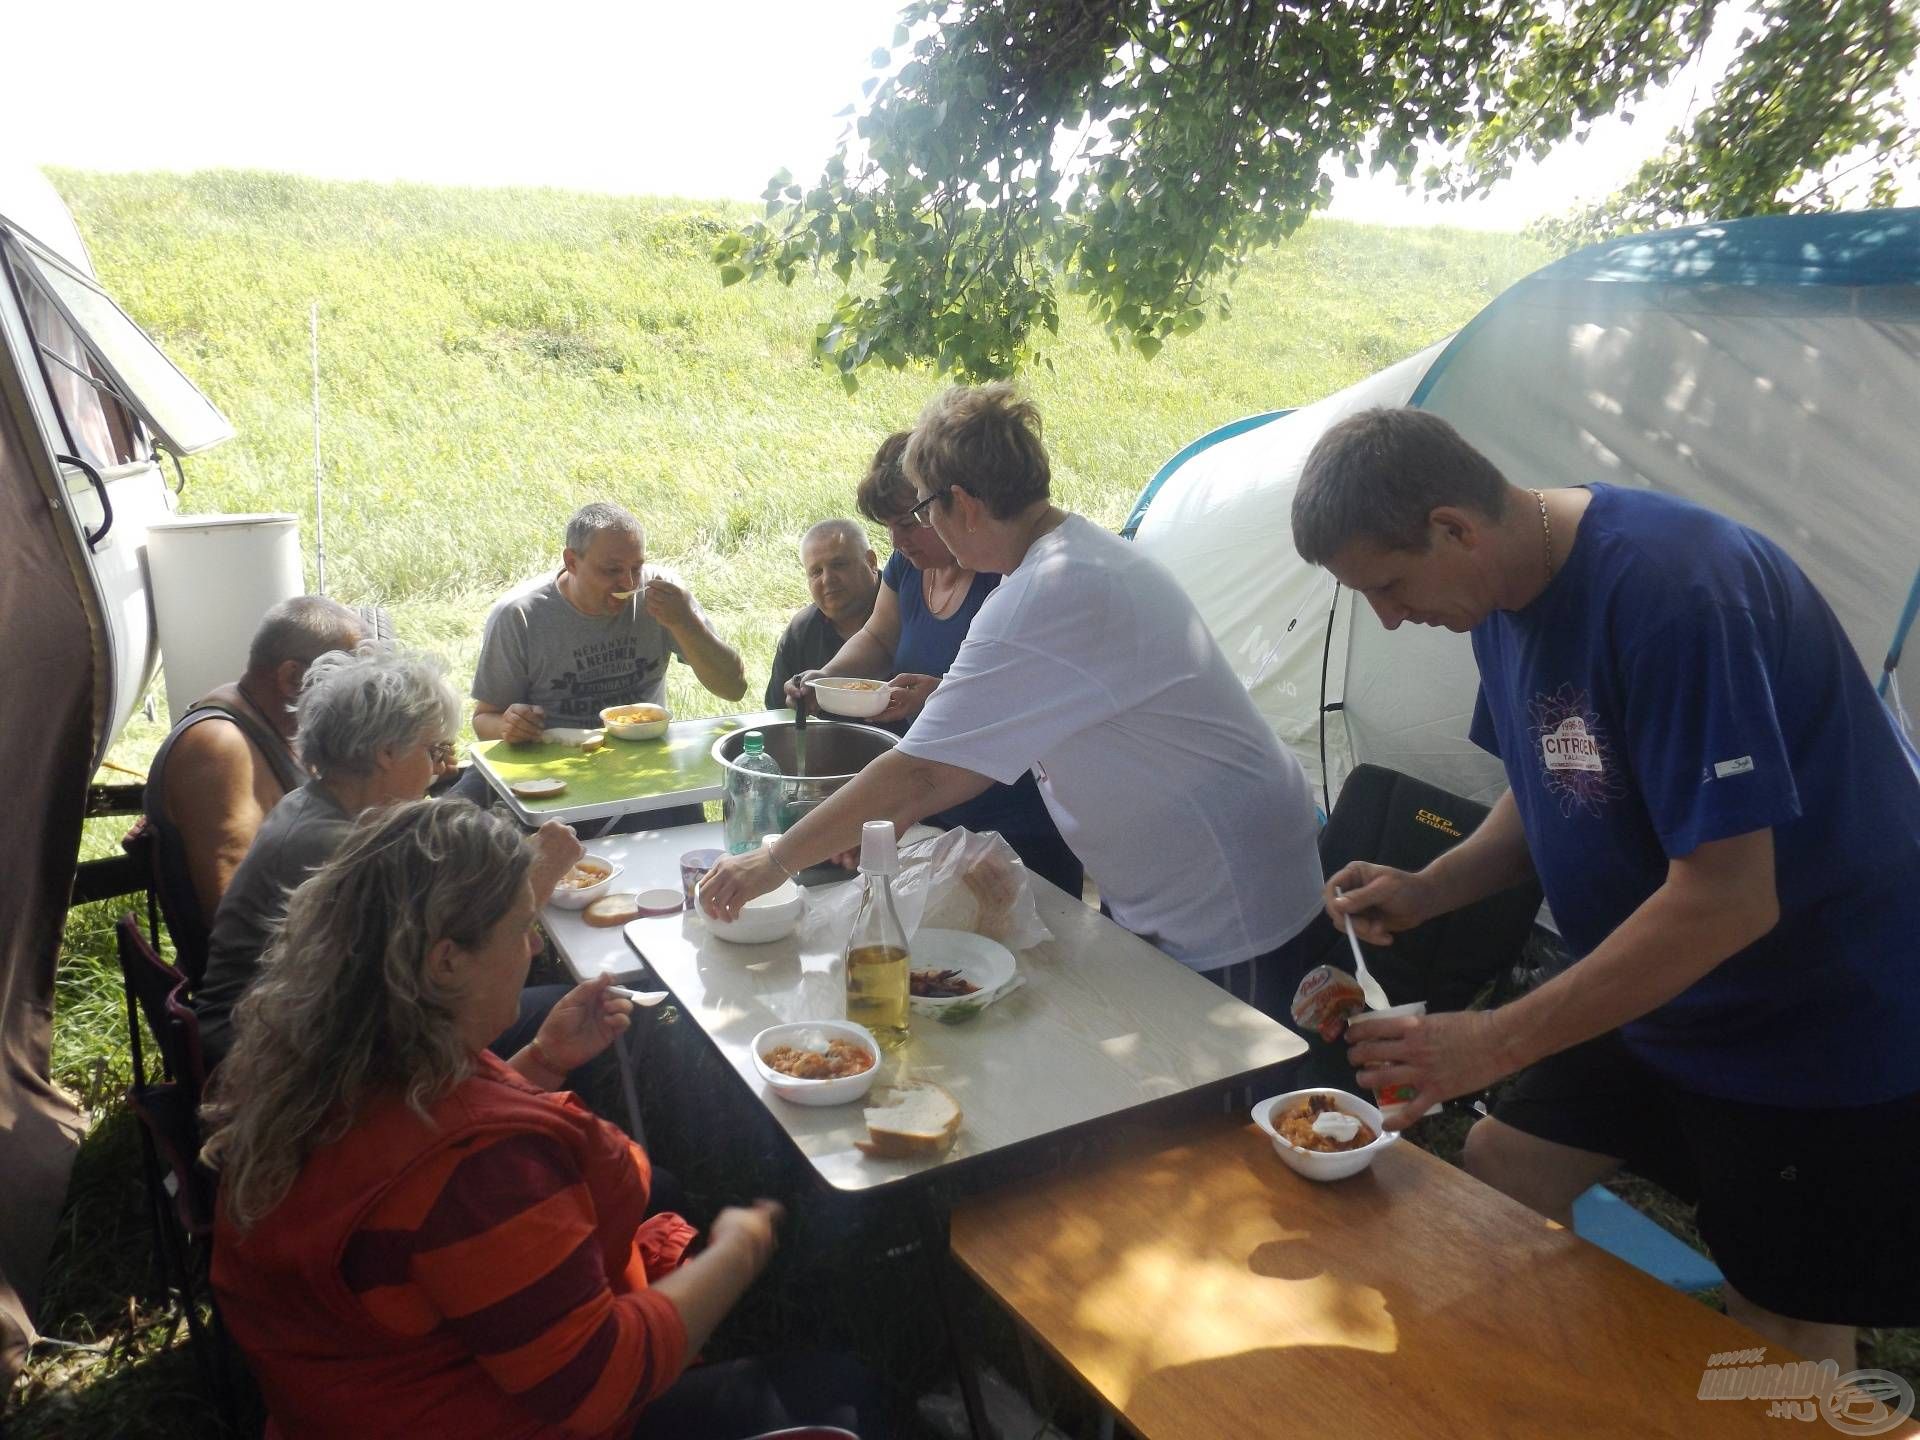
xmin=54 ymin=167 xmax=1547 ymax=735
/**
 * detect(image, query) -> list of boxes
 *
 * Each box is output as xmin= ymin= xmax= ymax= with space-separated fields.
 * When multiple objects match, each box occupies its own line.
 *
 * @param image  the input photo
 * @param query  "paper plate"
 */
xmin=539 ymin=727 xmax=605 ymax=748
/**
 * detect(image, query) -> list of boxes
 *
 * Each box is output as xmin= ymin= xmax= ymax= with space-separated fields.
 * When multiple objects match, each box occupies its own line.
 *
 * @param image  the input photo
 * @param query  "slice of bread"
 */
xmin=855 ymin=1081 xmax=962 ymax=1159
xmin=583 ymin=894 xmax=642 ymax=928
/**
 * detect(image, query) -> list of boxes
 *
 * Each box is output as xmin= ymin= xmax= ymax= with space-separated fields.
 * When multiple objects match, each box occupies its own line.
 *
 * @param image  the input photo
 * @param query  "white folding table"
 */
xmin=541 ymin=822 xmax=1307 ymax=1193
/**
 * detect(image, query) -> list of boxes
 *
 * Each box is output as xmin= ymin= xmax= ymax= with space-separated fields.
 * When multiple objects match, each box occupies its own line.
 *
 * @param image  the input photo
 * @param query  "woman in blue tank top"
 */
xmin=782 ymin=434 xmax=1082 ymax=897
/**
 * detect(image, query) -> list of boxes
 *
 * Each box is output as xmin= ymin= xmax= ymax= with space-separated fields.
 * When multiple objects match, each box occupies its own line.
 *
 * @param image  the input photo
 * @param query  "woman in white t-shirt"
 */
xmin=702 ymin=384 xmax=1324 ymax=1012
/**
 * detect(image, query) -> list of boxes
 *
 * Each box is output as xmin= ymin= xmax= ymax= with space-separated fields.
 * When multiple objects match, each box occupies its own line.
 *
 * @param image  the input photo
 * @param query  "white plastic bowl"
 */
xmin=699 ymin=876 xmax=805 ymax=943
xmin=546 ymin=854 xmax=622 ymax=910
xmin=808 ymin=676 xmax=891 ymax=718
xmin=1251 ymin=1089 xmax=1399 ymax=1182
xmin=907 ymin=929 xmax=1018 ymax=1019
xmin=600 ymin=704 xmax=670 ymax=740
xmin=750 ymin=1020 xmax=881 ymax=1106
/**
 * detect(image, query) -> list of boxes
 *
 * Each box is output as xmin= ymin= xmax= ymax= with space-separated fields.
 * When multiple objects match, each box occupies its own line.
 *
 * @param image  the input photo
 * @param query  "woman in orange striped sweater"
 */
xmin=201 ymin=798 xmax=876 ymax=1439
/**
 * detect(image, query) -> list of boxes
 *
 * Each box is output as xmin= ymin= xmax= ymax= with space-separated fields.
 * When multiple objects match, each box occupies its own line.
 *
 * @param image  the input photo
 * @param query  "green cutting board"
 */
xmin=471 ymin=709 xmax=789 ymax=815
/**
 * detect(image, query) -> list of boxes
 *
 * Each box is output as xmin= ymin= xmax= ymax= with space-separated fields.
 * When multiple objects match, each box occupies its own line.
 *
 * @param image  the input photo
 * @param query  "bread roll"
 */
xmin=855 ymin=1081 xmax=963 ymax=1159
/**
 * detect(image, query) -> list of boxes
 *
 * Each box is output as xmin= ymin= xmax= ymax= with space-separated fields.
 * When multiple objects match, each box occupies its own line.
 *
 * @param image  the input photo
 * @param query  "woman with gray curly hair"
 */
xmin=195 ymin=641 xmax=582 ymax=1067
xmin=205 ymin=799 xmax=874 ymax=1440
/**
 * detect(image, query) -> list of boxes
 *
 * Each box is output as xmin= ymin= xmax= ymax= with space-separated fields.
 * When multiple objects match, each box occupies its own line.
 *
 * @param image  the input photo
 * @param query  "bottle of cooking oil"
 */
xmin=844 ymin=820 xmax=910 ymax=1049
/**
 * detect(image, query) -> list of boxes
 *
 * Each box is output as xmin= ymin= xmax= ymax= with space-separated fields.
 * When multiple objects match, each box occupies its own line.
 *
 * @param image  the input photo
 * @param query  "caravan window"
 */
xmin=4 ymin=243 xmax=143 ymax=471
xmin=5 ymin=232 xmax=233 ymax=459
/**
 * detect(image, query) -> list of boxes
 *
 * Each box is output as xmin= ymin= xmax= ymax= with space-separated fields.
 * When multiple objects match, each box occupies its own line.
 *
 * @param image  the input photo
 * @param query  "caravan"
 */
xmin=0 ymin=164 xmax=233 ymax=1365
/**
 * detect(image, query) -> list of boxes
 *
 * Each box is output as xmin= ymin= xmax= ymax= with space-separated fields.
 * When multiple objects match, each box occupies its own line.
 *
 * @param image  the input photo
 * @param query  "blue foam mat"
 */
xmin=1573 ymin=1184 xmax=1723 ymax=1292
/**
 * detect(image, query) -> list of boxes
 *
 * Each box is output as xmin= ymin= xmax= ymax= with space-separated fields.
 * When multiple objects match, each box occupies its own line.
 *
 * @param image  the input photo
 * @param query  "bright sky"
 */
xmin=6 ymin=0 xmax=1740 ymax=232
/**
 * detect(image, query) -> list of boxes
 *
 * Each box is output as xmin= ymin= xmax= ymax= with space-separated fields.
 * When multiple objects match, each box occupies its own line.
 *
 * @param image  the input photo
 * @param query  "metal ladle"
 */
xmin=792 ymin=691 xmax=809 ymax=777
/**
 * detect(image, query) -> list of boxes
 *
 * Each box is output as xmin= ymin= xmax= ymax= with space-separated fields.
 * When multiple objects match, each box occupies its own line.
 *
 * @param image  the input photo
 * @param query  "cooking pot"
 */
xmin=711 ymin=720 xmax=898 ymax=884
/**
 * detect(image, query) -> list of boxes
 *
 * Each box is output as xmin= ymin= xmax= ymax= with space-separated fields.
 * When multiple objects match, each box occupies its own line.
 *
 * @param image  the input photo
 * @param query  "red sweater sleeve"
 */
xmin=388 ymin=1132 xmax=688 ymax=1433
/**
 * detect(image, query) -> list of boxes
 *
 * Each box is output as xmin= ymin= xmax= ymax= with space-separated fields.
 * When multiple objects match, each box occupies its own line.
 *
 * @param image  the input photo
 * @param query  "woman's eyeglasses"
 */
xmin=907 ymin=487 xmax=953 ymax=526
xmin=426 ymin=740 xmax=458 ymax=767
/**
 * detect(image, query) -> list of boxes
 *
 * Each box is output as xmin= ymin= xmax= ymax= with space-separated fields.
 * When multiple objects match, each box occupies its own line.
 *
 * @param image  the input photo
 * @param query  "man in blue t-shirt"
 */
xmin=1290 ymin=406 xmax=1920 ymax=1371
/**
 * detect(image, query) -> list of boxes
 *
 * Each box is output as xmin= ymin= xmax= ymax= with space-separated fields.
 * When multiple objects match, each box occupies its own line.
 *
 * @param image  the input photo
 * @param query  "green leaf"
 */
xmin=718 ymin=265 xmax=746 ymax=287
xmin=711 ymin=0 xmax=1916 ymax=381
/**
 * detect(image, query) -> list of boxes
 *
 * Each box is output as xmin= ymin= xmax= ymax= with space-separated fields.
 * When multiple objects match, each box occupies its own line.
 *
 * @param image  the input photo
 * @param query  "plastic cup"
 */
xmin=1349 ymin=1000 xmax=1427 ymax=1120
xmin=679 ymin=848 xmax=723 ymax=909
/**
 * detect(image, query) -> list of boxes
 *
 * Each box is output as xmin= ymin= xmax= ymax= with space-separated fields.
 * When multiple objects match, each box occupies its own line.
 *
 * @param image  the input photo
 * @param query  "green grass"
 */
xmin=55 ymin=164 xmax=1910 ymax=1431
xmin=52 ymin=167 xmax=1543 ymax=652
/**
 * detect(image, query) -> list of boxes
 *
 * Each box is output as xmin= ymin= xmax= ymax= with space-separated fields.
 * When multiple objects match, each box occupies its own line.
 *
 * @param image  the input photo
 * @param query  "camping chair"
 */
xmin=113 ymin=914 xmax=240 ymax=1430
xmin=113 ymin=816 xmax=165 ymax=949
xmin=1277 ymin=765 xmax=1542 ymax=1092
xmin=125 ymin=805 xmax=215 ymax=990
xmin=1304 ymin=763 xmax=1544 ymax=1012
xmin=115 ymin=912 xmax=205 ymax=1100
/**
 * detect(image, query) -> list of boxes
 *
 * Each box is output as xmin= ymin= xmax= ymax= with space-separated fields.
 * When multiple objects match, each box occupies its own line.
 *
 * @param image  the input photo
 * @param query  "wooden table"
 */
xmin=471 ymin=708 xmax=789 ymax=827
xmin=540 ymin=825 xmax=1307 ymax=1193
xmin=950 ymin=1118 xmax=1885 ymax=1440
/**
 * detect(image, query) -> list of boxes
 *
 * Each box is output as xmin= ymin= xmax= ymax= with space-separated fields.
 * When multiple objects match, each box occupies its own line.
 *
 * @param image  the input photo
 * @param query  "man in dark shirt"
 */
xmin=1292 ymin=405 xmax=1920 ymax=1373
xmin=763 ymin=519 xmax=880 ymax=708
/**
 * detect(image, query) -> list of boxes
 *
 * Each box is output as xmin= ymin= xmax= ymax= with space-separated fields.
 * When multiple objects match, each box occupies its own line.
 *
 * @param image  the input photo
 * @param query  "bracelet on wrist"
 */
xmin=526 ymin=1036 xmax=567 ymax=1083
xmin=765 ymin=838 xmax=798 ymax=882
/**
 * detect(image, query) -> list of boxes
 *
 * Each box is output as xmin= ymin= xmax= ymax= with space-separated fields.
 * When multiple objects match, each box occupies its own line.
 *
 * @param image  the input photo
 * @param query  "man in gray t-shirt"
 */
xmin=472 ymin=502 xmax=747 ymax=739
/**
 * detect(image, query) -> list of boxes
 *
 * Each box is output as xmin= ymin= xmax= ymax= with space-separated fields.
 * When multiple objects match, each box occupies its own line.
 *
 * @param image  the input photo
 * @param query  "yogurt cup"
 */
xmin=1348 ymin=1000 xmax=1428 ymax=1121
xmin=1290 ymin=964 xmax=1368 ymax=1042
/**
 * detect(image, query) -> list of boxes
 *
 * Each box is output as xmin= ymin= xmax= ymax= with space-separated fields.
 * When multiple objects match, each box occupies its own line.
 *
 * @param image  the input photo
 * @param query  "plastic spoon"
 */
xmin=607 ymin=986 xmax=670 ymax=1007
xmin=1333 ymin=885 xmax=1391 ymax=1011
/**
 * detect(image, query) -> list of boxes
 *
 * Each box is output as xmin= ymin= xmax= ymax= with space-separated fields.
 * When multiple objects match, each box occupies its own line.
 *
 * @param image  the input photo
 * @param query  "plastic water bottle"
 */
xmin=725 ymin=731 xmax=784 ymax=854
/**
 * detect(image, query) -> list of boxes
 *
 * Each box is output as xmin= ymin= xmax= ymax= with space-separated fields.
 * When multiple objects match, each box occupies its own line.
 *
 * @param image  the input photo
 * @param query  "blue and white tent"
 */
xmin=1128 ymin=209 xmax=1920 ymax=806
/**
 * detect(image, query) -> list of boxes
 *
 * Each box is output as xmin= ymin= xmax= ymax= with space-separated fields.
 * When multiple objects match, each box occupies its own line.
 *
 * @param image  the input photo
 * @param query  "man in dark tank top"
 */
xmin=143 ymin=595 xmax=362 ymax=975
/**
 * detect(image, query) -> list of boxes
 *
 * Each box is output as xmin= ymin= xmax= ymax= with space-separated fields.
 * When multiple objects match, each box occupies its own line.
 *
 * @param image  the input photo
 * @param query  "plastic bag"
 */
xmin=799 ymin=828 xmax=1054 ymax=955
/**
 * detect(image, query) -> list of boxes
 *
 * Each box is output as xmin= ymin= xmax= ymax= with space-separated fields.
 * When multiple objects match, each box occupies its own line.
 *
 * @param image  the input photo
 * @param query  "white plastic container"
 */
xmin=146 ymin=513 xmax=303 ymax=720
xmin=750 ymin=1020 xmax=881 ymax=1106
xmin=697 ymin=866 xmax=806 ymax=944
xmin=1348 ymin=1000 xmax=1428 ymax=1123
xmin=545 ymin=854 xmax=622 ymax=911
xmin=808 ymin=676 xmax=891 ymax=718
xmin=1252 ymin=1089 xmax=1399 ymax=1182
